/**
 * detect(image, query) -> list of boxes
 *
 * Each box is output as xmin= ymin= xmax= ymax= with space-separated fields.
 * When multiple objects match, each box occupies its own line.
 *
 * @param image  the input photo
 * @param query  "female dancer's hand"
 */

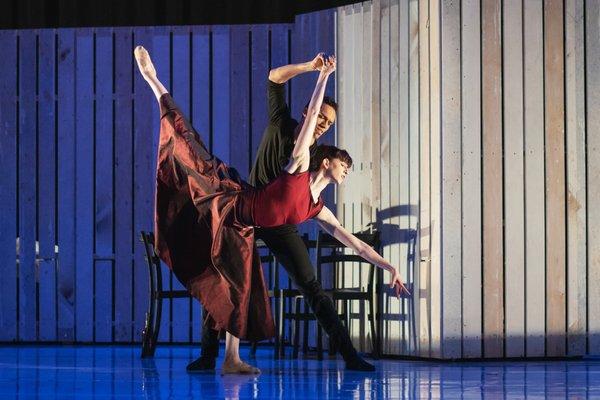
xmin=389 ymin=267 xmax=411 ymax=298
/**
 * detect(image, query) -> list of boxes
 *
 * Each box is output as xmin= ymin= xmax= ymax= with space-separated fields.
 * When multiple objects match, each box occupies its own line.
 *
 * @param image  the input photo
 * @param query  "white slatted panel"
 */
xmin=523 ymin=0 xmax=546 ymax=357
xmin=417 ymin=0 xmax=431 ymax=358
xmin=428 ymin=0 xmax=442 ymax=359
xmin=460 ymin=0 xmax=482 ymax=359
xmin=379 ymin=0 xmax=393 ymax=354
xmin=586 ymin=0 xmax=600 ymax=355
xmin=440 ymin=0 xmax=462 ymax=359
xmin=407 ymin=0 xmax=420 ymax=357
xmin=503 ymin=0 xmax=525 ymax=358
xmin=565 ymin=0 xmax=587 ymax=357
xmin=397 ymin=0 xmax=410 ymax=356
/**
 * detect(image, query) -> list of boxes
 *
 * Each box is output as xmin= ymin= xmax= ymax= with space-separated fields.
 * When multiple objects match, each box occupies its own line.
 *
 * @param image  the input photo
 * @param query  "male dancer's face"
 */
xmin=302 ymin=103 xmax=337 ymax=143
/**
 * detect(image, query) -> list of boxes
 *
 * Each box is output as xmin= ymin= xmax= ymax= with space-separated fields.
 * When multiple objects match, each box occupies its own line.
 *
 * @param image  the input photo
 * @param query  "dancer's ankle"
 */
xmin=224 ymin=353 xmax=241 ymax=364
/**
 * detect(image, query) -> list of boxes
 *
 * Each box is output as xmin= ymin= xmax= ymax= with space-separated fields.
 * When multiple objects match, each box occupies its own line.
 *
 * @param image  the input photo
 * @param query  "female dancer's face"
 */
xmin=326 ymin=158 xmax=349 ymax=185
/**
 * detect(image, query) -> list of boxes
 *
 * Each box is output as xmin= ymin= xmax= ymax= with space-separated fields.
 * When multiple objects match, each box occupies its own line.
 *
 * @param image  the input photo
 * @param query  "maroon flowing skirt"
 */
xmin=153 ymin=94 xmax=275 ymax=341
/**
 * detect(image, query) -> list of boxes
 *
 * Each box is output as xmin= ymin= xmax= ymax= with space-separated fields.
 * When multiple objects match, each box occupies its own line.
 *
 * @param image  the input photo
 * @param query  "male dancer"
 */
xmin=188 ymin=53 xmax=375 ymax=372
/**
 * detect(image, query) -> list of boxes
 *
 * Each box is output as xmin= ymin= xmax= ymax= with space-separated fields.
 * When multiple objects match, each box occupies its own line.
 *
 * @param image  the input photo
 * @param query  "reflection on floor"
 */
xmin=0 ymin=345 xmax=599 ymax=399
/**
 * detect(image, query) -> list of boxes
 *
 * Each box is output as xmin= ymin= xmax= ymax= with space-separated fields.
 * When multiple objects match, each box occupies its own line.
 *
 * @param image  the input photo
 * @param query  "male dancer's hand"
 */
xmin=309 ymin=52 xmax=327 ymax=71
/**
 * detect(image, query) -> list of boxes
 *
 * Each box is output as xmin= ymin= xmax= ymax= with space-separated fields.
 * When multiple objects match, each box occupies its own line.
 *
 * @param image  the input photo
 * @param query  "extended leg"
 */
xmin=134 ymin=46 xmax=169 ymax=102
xmin=256 ymin=225 xmax=375 ymax=371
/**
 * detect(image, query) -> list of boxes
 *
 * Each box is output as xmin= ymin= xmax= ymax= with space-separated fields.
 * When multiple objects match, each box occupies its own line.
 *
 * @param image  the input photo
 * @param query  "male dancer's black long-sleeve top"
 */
xmin=249 ymin=80 xmax=315 ymax=188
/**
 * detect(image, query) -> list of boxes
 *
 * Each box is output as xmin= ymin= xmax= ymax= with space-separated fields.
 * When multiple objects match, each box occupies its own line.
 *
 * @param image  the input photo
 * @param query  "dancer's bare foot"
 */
xmin=221 ymin=358 xmax=261 ymax=375
xmin=134 ymin=45 xmax=157 ymax=80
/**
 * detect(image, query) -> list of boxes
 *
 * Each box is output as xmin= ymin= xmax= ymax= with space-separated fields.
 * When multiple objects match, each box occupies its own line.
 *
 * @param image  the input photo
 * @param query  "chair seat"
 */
xmin=325 ymin=288 xmax=372 ymax=300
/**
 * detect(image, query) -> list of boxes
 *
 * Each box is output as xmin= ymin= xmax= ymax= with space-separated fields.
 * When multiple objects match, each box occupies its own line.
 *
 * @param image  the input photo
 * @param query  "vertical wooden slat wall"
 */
xmin=428 ymin=0 xmax=443 ymax=359
xmin=503 ymin=0 xmax=525 ymax=358
xmin=565 ymin=0 xmax=586 ymax=357
xmin=336 ymin=0 xmax=597 ymax=358
xmin=461 ymin=0 xmax=482 ymax=359
xmin=0 ymin=11 xmax=335 ymax=344
xmin=524 ymin=0 xmax=546 ymax=358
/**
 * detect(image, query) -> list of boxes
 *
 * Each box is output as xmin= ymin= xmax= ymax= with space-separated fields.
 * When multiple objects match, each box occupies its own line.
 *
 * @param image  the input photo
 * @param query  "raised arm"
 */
xmin=268 ymin=53 xmax=326 ymax=84
xmin=284 ymin=56 xmax=336 ymax=173
xmin=314 ymin=206 xmax=411 ymax=298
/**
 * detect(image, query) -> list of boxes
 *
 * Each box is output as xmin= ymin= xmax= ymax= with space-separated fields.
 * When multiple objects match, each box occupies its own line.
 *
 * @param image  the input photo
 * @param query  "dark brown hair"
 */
xmin=304 ymin=96 xmax=339 ymax=113
xmin=309 ymin=144 xmax=353 ymax=172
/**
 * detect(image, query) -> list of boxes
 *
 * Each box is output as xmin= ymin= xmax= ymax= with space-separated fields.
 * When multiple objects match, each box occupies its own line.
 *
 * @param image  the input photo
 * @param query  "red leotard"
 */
xmin=237 ymin=170 xmax=324 ymax=227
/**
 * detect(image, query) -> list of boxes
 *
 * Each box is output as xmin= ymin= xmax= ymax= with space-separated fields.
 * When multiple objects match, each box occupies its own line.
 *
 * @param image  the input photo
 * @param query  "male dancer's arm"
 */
xmin=314 ymin=206 xmax=411 ymax=298
xmin=268 ymin=53 xmax=327 ymax=84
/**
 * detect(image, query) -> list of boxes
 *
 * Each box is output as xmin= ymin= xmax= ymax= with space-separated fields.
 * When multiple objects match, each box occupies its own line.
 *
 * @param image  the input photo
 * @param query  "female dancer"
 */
xmin=134 ymin=46 xmax=409 ymax=374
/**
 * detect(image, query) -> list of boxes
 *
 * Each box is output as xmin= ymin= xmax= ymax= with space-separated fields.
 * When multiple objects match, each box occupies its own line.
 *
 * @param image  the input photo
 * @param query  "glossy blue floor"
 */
xmin=1 ymin=345 xmax=599 ymax=399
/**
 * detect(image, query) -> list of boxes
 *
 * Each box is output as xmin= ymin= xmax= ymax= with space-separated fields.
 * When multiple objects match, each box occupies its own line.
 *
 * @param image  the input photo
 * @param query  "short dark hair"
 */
xmin=309 ymin=144 xmax=353 ymax=172
xmin=304 ymin=96 xmax=338 ymax=113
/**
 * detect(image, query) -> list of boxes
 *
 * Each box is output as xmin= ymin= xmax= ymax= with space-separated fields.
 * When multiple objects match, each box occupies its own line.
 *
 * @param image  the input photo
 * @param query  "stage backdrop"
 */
xmin=336 ymin=0 xmax=600 ymax=359
xmin=0 ymin=11 xmax=336 ymax=345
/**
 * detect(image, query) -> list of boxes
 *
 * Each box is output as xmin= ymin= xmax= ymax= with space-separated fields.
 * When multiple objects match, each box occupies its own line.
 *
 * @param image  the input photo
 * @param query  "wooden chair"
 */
xmin=273 ymin=234 xmax=317 ymax=359
xmin=139 ymin=231 xmax=282 ymax=358
xmin=139 ymin=231 xmax=191 ymax=358
xmin=314 ymin=230 xmax=382 ymax=359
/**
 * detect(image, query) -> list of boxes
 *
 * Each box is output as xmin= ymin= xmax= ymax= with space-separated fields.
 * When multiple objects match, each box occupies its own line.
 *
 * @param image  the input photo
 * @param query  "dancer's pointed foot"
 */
xmin=186 ymin=355 xmax=216 ymax=372
xmin=221 ymin=358 xmax=261 ymax=375
xmin=134 ymin=45 xmax=157 ymax=79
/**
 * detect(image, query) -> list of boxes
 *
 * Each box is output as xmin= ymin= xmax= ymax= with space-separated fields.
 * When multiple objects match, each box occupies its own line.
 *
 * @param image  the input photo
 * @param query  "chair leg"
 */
xmin=250 ymin=341 xmax=258 ymax=357
xmin=344 ymin=300 xmax=350 ymax=333
xmin=142 ymin=260 xmax=158 ymax=358
xmin=410 ymin=294 xmax=417 ymax=354
xmin=317 ymin=325 xmax=323 ymax=361
xmin=142 ymin=289 xmax=157 ymax=358
xmin=273 ymin=294 xmax=280 ymax=360
xmin=141 ymin=311 xmax=153 ymax=358
xmin=368 ymin=298 xmax=378 ymax=359
xmin=328 ymin=300 xmax=338 ymax=356
xmin=292 ymin=297 xmax=302 ymax=359
xmin=150 ymin=297 xmax=163 ymax=356
xmin=302 ymin=300 xmax=309 ymax=354
xmin=278 ymin=290 xmax=285 ymax=359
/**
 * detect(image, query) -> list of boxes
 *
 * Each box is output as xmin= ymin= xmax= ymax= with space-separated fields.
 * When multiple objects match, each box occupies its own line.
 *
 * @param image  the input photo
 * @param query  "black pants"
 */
xmin=200 ymin=224 xmax=351 ymax=357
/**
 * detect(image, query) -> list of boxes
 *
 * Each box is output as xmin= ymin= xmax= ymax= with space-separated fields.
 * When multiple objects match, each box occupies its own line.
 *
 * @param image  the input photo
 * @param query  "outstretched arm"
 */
xmin=284 ymin=56 xmax=336 ymax=173
xmin=269 ymin=53 xmax=326 ymax=84
xmin=314 ymin=206 xmax=411 ymax=298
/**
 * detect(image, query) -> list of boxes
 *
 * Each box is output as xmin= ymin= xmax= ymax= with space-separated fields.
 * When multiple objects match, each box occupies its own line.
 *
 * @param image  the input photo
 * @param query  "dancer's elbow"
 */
xmin=268 ymin=69 xmax=285 ymax=84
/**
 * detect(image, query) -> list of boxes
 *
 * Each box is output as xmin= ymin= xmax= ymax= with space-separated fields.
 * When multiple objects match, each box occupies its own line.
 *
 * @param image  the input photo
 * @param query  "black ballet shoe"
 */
xmin=330 ymin=325 xmax=376 ymax=372
xmin=344 ymin=353 xmax=376 ymax=372
xmin=186 ymin=356 xmax=216 ymax=372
